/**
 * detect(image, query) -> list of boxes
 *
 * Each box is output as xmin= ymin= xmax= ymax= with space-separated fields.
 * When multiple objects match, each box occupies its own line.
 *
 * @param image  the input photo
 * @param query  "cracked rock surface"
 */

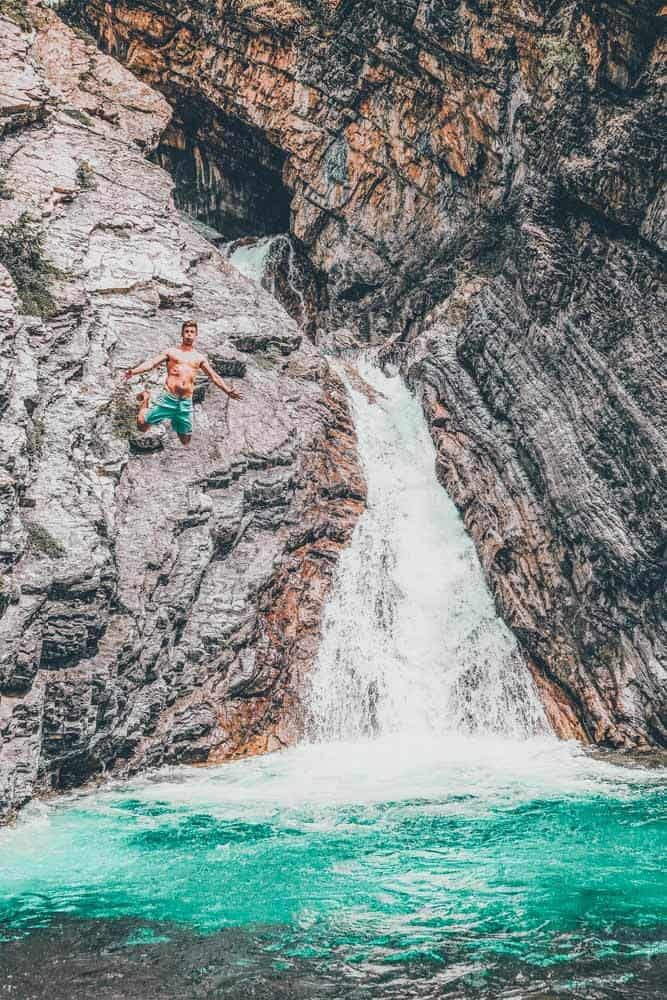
xmin=1 ymin=0 xmax=665 ymax=830
xmin=72 ymin=0 xmax=666 ymax=747
xmin=0 ymin=7 xmax=364 ymax=820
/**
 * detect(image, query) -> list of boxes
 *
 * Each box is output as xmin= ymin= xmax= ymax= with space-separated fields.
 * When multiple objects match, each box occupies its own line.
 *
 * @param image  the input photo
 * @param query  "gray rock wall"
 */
xmin=0 ymin=7 xmax=364 ymax=820
xmin=66 ymin=0 xmax=666 ymax=746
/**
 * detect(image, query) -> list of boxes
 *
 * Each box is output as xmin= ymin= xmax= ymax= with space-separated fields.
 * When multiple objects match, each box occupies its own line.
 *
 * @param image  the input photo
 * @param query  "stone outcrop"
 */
xmin=65 ymin=0 xmax=666 ymax=747
xmin=0 ymin=5 xmax=364 ymax=820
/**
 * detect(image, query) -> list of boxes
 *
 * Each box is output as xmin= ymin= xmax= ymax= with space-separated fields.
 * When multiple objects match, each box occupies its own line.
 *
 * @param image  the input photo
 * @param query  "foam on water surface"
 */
xmin=1 ymin=736 xmax=665 ymax=995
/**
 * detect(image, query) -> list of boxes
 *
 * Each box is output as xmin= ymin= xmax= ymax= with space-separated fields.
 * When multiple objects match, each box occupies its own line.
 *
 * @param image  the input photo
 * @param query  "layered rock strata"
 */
xmin=0 ymin=6 xmax=364 ymax=820
xmin=68 ymin=0 xmax=666 ymax=747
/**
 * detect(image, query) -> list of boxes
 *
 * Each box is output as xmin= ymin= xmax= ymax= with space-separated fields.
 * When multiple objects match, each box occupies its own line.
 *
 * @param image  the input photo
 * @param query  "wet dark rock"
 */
xmin=259 ymin=235 xmax=326 ymax=339
xmin=230 ymin=331 xmax=302 ymax=356
xmin=1 ymin=915 xmax=666 ymax=1000
xmin=207 ymin=354 xmax=247 ymax=378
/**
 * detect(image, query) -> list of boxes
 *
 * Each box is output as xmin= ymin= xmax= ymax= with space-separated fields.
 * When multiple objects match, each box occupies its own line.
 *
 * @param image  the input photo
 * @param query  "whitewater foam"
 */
xmin=307 ymin=363 xmax=547 ymax=743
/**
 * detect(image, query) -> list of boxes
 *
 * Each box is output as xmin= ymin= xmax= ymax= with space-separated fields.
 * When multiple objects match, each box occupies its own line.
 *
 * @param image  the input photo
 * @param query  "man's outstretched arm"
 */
xmin=123 ymin=351 xmax=168 ymax=380
xmin=201 ymin=359 xmax=243 ymax=399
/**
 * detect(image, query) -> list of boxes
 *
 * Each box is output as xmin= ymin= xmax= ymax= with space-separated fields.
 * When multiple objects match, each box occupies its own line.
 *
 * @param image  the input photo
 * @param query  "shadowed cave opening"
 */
xmin=151 ymin=97 xmax=292 ymax=242
xmin=149 ymin=95 xmax=324 ymax=335
xmin=55 ymin=3 xmax=326 ymax=333
xmin=56 ymin=2 xmax=293 ymax=241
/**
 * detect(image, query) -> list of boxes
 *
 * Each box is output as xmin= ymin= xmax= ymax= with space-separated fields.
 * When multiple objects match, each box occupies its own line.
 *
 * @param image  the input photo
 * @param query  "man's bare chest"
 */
xmin=167 ymin=352 xmax=202 ymax=373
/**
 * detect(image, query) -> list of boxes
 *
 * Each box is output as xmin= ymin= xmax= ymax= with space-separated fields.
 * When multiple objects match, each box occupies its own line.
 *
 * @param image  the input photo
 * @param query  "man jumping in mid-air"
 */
xmin=123 ymin=320 xmax=242 ymax=446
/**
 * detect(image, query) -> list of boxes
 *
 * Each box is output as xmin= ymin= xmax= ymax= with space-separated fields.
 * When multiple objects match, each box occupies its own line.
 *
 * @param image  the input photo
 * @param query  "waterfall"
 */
xmin=225 ymin=236 xmax=276 ymax=282
xmin=261 ymin=234 xmax=308 ymax=322
xmin=307 ymin=362 xmax=547 ymax=742
xmin=225 ymin=235 xmax=309 ymax=326
xmin=223 ymin=245 xmax=548 ymax=743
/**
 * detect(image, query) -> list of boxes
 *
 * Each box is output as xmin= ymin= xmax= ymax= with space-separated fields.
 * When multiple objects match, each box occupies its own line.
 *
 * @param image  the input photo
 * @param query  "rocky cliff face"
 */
xmin=0 ymin=5 xmax=364 ymax=820
xmin=1 ymin=0 xmax=665 ymax=827
xmin=61 ymin=0 xmax=665 ymax=747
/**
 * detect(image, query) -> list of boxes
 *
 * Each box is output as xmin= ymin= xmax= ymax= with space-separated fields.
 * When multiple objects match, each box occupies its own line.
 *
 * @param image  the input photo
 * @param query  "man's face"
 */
xmin=182 ymin=325 xmax=197 ymax=346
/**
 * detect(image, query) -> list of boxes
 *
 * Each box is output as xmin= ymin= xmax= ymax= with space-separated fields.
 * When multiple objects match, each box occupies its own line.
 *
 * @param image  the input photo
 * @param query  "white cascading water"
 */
xmin=307 ymin=361 xmax=548 ymax=743
xmin=226 ymin=235 xmax=308 ymax=320
xmin=261 ymin=234 xmax=308 ymax=321
xmin=226 ymin=243 xmax=548 ymax=744
xmin=225 ymin=236 xmax=276 ymax=282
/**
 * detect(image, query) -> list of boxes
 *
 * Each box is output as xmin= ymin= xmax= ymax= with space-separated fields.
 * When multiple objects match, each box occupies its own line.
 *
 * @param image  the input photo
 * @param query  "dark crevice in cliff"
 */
xmin=555 ymin=190 xmax=667 ymax=269
xmin=150 ymin=97 xmax=292 ymax=241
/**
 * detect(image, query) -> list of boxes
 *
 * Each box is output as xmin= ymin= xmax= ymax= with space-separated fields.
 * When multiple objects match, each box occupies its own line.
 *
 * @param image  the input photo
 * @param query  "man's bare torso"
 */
xmin=164 ymin=348 xmax=205 ymax=398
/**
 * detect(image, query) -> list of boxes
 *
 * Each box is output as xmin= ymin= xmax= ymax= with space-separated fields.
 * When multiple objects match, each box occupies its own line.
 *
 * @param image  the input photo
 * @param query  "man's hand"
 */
xmin=201 ymin=360 xmax=243 ymax=399
xmin=123 ymin=368 xmax=135 ymax=381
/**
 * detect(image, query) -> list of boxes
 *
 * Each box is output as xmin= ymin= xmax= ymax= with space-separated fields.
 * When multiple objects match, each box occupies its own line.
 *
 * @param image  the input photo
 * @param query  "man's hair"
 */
xmin=181 ymin=320 xmax=198 ymax=335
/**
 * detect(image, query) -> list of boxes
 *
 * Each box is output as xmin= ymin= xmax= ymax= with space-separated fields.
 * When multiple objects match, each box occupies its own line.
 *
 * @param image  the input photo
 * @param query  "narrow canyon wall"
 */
xmin=0 ymin=5 xmax=364 ymax=820
xmin=67 ymin=0 xmax=666 ymax=746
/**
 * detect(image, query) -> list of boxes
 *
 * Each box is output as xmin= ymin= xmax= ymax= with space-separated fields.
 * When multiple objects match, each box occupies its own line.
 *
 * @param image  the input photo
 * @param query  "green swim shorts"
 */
xmin=144 ymin=392 xmax=193 ymax=435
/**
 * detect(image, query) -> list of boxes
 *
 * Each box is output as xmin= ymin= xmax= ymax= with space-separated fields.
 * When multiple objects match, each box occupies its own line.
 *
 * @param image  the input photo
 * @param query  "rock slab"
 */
xmin=0 ymin=6 xmax=364 ymax=820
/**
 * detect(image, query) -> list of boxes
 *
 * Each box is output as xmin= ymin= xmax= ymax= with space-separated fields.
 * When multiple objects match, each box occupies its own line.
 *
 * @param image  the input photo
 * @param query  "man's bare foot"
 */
xmin=136 ymin=390 xmax=152 ymax=432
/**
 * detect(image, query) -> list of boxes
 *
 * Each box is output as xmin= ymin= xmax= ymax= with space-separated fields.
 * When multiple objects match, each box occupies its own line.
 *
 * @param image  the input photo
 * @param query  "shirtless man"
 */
xmin=123 ymin=320 xmax=242 ymax=446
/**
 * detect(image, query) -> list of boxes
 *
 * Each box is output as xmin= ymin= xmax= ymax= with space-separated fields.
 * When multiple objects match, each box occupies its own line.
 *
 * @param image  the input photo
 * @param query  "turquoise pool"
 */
xmin=1 ymin=735 xmax=665 ymax=998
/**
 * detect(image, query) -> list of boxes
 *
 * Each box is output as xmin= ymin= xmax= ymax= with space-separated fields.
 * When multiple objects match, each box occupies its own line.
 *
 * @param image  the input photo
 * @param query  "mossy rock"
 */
xmin=110 ymin=386 xmax=140 ymax=441
xmin=76 ymin=161 xmax=97 ymax=191
xmin=62 ymin=107 xmax=94 ymax=127
xmin=25 ymin=417 xmax=44 ymax=456
xmin=0 ymin=165 xmax=13 ymax=201
xmin=26 ymin=523 xmax=66 ymax=559
xmin=0 ymin=0 xmax=32 ymax=32
xmin=0 ymin=213 xmax=57 ymax=317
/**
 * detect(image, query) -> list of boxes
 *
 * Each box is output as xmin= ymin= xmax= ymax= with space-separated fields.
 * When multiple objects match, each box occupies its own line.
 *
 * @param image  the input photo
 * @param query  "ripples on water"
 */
xmin=1 ymin=738 xmax=666 ymax=998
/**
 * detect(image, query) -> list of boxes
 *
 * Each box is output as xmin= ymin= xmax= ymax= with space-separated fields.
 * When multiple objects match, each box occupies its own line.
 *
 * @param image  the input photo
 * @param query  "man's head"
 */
xmin=181 ymin=320 xmax=198 ymax=346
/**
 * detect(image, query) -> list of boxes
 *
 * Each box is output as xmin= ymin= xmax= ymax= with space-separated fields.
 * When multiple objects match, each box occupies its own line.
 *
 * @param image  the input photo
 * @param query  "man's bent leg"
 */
xmin=141 ymin=393 xmax=175 ymax=432
xmin=136 ymin=391 xmax=151 ymax=432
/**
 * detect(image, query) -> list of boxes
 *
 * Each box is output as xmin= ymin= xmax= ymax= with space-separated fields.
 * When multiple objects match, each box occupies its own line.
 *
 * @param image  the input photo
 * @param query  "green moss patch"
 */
xmin=26 ymin=523 xmax=66 ymax=559
xmin=62 ymin=107 xmax=93 ymax=127
xmin=0 ymin=0 xmax=32 ymax=32
xmin=76 ymin=160 xmax=97 ymax=191
xmin=25 ymin=417 xmax=44 ymax=456
xmin=0 ymin=164 xmax=13 ymax=201
xmin=0 ymin=213 xmax=57 ymax=317
xmin=111 ymin=386 xmax=139 ymax=440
